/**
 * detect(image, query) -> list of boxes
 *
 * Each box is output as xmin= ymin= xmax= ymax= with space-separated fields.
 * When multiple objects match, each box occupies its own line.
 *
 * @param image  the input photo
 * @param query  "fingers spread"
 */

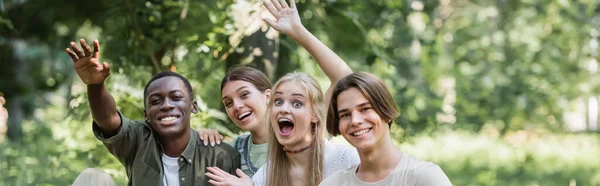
xmin=80 ymin=39 xmax=91 ymax=57
xmin=263 ymin=18 xmax=277 ymax=28
xmin=279 ymin=0 xmax=289 ymax=9
xmin=102 ymin=62 xmax=111 ymax=77
xmin=93 ymin=39 xmax=100 ymax=58
xmin=271 ymin=0 xmax=283 ymax=11
xmin=66 ymin=48 xmax=79 ymax=62
xmin=263 ymin=0 xmax=279 ymax=17
xmin=70 ymin=42 xmax=84 ymax=57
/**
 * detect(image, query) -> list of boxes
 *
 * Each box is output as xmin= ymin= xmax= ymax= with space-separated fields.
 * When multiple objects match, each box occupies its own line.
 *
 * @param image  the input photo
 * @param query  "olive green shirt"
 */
xmin=93 ymin=113 xmax=241 ymax=186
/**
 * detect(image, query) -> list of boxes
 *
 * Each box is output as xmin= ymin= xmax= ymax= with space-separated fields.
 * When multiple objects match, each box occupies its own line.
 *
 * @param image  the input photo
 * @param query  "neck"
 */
xmin=357 ymin=136 xmax=402 ymax=174
xmin=160 ymin=128 xmax=191 ymax=157
xmin=250 ymin=123 xmax=268 ymax=144
xmin=286 ymin=146 xmax=312 ymax=169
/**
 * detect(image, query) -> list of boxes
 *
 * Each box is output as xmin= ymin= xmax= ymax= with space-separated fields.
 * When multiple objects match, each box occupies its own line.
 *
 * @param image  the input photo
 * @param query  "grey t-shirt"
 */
xmin=319 ymin=153 xmax=452 ymax=186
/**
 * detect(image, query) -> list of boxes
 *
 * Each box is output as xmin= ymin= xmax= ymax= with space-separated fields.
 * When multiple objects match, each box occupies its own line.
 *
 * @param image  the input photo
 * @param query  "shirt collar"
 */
xmin=179 ymin=129 xmax=198 ymax=164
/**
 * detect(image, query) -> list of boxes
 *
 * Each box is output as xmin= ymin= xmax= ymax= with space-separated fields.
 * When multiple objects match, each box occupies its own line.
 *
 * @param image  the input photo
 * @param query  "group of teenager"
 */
xmin=67 ymin=0 xmax=452 ymax=185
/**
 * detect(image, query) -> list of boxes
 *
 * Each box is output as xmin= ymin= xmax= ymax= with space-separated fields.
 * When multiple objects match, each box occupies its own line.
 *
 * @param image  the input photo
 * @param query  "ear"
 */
xmin=311 ymin=113 xmax=319 ymax=124
xmin=264 ymin=89 xmax=272 ymax=105
xmin=144 ymin=110 xmax=149 ymax=122
xmin=191 ymin=100 xmax=199 ymax=114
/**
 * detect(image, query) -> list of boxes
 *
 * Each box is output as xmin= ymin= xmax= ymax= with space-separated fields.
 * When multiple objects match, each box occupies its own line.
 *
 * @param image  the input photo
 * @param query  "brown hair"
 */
xmin=221 ymin=66 xmax=271 ymax=92
xmin=327 ymin=72 xmax=399 ymax=136
xmin=266 ymin=72 xmax=327 ymax=186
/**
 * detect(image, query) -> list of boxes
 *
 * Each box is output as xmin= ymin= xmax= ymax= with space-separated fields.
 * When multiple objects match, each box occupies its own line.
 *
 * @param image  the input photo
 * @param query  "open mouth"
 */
xmin=278 ymin=117 xmax=294 ymax=136
xmin=351 ymin=128 xmax=372 ymax=137
xmin=157 ymin=115 xmax=181 ymax=125
xmin=238 ymin=111 xmax=252 ymax=121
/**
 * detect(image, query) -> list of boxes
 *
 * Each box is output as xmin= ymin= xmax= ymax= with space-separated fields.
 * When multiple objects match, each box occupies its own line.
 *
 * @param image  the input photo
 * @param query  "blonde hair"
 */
xmin=266 ymin=72 xmax=327 ymax=186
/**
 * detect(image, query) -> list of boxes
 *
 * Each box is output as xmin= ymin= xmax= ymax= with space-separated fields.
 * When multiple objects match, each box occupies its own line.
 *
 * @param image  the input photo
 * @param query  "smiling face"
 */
xmin=222 ymin=80 xmax=271 ymax=132
xmin=144 ymin=76 xmax=198 ymax=138
xmin=336 ymin=88 xmax=388 ymax=151
xmin=270 ymin=81 xmax=318 ymax=149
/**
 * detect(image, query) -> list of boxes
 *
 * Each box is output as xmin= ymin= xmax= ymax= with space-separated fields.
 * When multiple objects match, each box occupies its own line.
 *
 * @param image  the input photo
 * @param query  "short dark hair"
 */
xmin=143 ymin=71 xmax=194 ymax=106
xmin=221 ymin=66 xmax=271 ymax=92
xmin=327 ymin=72 xmax=399 ymax=136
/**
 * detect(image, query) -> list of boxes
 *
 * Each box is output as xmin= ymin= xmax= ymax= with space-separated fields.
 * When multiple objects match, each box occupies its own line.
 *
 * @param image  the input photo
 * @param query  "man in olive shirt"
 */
xmin=66 ymin=39 xmax=240 ymax=186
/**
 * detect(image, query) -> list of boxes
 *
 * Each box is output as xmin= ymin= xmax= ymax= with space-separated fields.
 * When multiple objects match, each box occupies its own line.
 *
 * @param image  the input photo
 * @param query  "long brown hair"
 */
xmin=266 ymin=72 xmax=327 ymax=186
xmin=327 ymin=72 xmax=399 ymax=136
xmin=221 ymin=66 xmax=271 ymax=92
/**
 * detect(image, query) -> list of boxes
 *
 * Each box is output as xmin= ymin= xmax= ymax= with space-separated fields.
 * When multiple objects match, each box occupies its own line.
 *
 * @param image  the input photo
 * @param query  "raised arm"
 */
xmin=263 ymin=0 xmax=352 ymax=105
xmin=66 ymin=39 xmax=121 ymax=137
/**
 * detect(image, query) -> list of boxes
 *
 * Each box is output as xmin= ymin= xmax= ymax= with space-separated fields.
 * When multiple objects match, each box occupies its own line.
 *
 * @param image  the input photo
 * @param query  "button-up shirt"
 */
xmin=93 ymin=113 xmax=241 ymax=186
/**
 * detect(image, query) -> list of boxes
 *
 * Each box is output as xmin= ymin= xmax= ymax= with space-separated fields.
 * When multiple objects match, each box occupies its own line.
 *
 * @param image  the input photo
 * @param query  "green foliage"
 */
xmin=399 ymin=131 xmax=600 ymax=186
xmin=1 ymin=0 xmax=600 ymax=185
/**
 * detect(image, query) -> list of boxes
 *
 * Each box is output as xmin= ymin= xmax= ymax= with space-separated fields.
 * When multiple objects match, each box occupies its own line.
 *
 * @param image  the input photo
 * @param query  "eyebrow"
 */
xmin=337 ymin=102 xmax=371 ymax=113
xmin=222 ymin=86 xmax=248 ymax=100
xmin=148 ymin=90 xmax=184 ymax=99
xmin=274 ymin=91 xmax=305 ymax=98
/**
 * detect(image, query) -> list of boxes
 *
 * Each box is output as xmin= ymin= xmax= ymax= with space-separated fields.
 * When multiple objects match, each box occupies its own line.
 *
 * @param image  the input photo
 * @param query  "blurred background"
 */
xmin=1 ymin=0 xmax=600 ymax=185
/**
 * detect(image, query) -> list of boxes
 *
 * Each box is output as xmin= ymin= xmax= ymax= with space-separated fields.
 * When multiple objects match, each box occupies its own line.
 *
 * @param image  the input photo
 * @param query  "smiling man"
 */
xmin=66 ymin=39 xmax=240 ymax=186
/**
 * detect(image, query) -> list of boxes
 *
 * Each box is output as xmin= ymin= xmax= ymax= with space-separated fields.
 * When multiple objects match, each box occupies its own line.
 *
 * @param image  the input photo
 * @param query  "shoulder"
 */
xmin=231 ymin=133 xmax=251 ymax=146
xmin=198 ymin=139 xmax=240 ymax=158
xmin=92 ymin=112 xmax=151 ymax=142
xmin=319 ymin=164 xmax=357 ymax=186
xmin=323 ymin=142 xmax=360 ymax=177
xmin=403 ymin=154 xmax=452 ymax=186
xmin=252 ymin=165 xmax=267 ymax=186
xmin=327 ymin=143 xmax=360 ymax=165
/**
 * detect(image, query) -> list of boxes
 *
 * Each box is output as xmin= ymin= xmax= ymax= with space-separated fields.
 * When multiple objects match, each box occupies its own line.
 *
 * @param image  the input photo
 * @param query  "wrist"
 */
xmin=289 ymin=24 xmax=308 ymax=41
xmin=87 ymin=83 xmax=105 ymax=90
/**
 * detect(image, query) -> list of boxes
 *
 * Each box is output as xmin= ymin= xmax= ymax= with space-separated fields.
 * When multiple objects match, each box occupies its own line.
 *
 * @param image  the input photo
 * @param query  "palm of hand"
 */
xmin=273 ymin=9 xmax=302 ymax=34
xmin=75 ymin=56 xmax=106 ymax=85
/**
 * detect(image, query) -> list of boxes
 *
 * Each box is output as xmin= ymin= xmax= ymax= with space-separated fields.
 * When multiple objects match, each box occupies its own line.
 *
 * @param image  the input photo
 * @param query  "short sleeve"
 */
xmin=414 ymin=164 xmax=452 ymax=186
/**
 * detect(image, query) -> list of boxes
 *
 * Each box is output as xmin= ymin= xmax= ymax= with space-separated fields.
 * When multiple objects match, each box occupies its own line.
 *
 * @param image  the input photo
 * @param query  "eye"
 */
xmin=292 ymin=101 xmax=302 ymax=108
xmin=360 ymin=107 xmax=372 ymax=112
xmin=274 ymin=99 xmax=283 ymax=106
xmin=241 ymin=92 xmax=250 ymax=99
xmin=150 ymin=99 xmax=160 ymax=105
xmin=339 ymin=112 xmax=350 ymax=119
xmin=223 ymin=100 xmax=233 ymax=108
xmin=172 ymin=94 xmax=184 ymax=100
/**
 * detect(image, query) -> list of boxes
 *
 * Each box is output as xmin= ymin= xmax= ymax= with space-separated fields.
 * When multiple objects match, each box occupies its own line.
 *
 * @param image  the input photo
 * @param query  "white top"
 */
xmin=161 ymin=154 xmax=180 ymax=186
xmin=252 ymin=142 xmax=360 ymax=186
xmin=319 ymin=153 xmax=452 ymax=186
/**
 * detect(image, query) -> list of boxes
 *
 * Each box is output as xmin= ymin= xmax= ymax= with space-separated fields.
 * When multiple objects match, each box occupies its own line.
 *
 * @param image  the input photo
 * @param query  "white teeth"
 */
xmin=160 ymin=116 xmax=177 ymax=122
xmin=352 ymin=128 xmax=371 ymax=136
xmin=238 ymin=112 xmax=251 ymax=120
xmin=278 ymin=118 xmax=291 ymax=122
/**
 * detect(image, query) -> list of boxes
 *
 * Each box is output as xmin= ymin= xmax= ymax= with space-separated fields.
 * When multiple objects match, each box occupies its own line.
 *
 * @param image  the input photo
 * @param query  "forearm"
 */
xmin=87 ymin=83 xmax=121 ymax=134
xmin=290 ymin=26 xmax=352 ymax=83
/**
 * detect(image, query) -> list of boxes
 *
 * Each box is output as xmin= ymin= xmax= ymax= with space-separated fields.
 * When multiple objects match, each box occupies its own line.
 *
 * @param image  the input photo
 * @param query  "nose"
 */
xmin=160 ymin=98 xmax=175 ymax=110
xmin=350 ymin=111 xmax=364 ymax=125
xmin=233 ymin=100 xmax=244 ymax=110
xmin=278 ymin=102 xmax=291 ymax=114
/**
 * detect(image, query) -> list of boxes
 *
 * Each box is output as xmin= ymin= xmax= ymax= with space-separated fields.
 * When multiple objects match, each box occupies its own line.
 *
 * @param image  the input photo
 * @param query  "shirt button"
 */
xmin=181 ymin=177 xmax=186 ymax=182
xmin=187 ymin=159 xmax=191 ymax=163
xmin=179 ymin=158 xmax=184 ymax=162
